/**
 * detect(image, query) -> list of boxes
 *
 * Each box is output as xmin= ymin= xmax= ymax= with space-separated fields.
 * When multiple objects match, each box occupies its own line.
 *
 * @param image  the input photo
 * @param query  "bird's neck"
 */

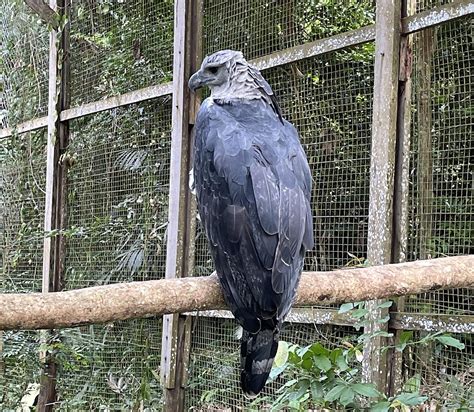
xmin=210 ymin=65 xmax=266 ymax=103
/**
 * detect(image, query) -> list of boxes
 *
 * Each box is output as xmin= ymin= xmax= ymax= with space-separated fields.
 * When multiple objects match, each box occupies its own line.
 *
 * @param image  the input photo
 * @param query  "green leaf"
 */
xmin=399 ymin=330 xmax=413 ymax=344
xmin=402 ymin=374 xmax=421 ymax=393
xmin=301 ymin=358 xmax=313 ymax=370
xmin=335 ymin=354 xmax=349 ymax=371
xmin=297 ymin=344 xmax=312 ymax=358
xmin=325 ymin=384 xmax=346 ymax=402
xmin=396 ymin=331 xmax=413 ymax=352
xmin=269 ymin=363 xmax=287 ymax=380
xmin=276 ymin=379 xmax=297 ymax=393
xmin=395 ymin=392 xmax=428 ymax=406
xmin=313 ymin=355 xmax=332 ymax=372
xmin=351 ymin=383 xmax=381 ymax=398
xmin=351 ymin=308 xmax=369 ymax=319
xmin=274 ymin=341 xmax=289 ymax=368
xmin=434 ymin=335 xmax=465 ymax=350
xmin=339 ymin=387 xmax=355 ymax=406
xmin=376 ymin=301 xmax=393 ymax=309
xmin=370 ymin=401 xmax=391 ymax=412
xmin=289 ymin=379 xmax=310 ymax=401
xmin=309 ymin=342 xmax=330 ymax=356
xmin=338 ymin=302 xmax=354 ymax=314
xmin=310 ymin=381 xmax=324 ymax=401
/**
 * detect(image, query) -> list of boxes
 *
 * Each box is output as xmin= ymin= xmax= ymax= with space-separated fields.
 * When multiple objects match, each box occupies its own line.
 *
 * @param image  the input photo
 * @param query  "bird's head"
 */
xmin=188 ymin=50 xmax=246 ymax=94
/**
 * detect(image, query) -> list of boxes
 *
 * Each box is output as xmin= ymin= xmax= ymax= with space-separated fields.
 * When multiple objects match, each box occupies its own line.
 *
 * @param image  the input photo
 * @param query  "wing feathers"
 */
xmin=194 ymin=98 xmax=313 ymax=327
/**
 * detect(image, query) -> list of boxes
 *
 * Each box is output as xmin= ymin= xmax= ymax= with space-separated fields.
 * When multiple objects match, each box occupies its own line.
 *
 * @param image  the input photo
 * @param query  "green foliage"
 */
xmin=267 ymin=339 xmax=431 ymax=411
xmin=266 ymin=302 xmax=468 ymax=411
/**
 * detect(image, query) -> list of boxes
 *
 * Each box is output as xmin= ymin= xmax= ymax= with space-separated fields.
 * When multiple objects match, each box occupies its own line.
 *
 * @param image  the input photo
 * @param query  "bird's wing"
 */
xmin=194 ymin=99 xmax=313 ymax=326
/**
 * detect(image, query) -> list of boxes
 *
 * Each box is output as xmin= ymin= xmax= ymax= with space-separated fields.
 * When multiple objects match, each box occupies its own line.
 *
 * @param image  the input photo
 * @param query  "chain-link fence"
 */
xmin=1 ymin=0 xmax=472 ymax=410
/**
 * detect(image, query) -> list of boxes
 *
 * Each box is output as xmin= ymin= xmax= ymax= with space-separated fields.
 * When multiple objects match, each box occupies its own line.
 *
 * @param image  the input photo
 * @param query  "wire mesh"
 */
xmin=56 ymin=319 xmax=163 ymax=410
xmin=414 ymin=0 xmax=453 ymax=13
xmin=0 ymin=130 xmax=46 ymax=407
xmin=186 ymin=317 xmax=360 ymax=410
xmin=405 ymin=16 xmax=473 ymax=315
xmin=70 ymin=0 xmax=174 ymax=107
xmin=54 ymin=98 xmax=172 ymax=408
xmin=203 ymin=0 xmax=375 ymax=60
xmin=64 ymin=97 xmax=172 ymax=289
xmin=0 ymin=130 xmax=46 ymax=293
xmin=0 ymin=0 xmax=49 ymax=126
xmin=401 ymin=331 xmax=473 ymax=409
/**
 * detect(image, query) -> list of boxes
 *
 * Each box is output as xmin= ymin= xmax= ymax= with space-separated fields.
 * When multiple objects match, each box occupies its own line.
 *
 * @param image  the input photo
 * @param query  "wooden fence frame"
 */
xmin=1 ymin=0 xmax=473 ymax=410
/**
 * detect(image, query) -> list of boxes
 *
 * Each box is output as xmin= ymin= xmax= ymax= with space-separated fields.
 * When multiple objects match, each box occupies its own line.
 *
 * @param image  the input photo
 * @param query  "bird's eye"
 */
xmin=208 ymin=66 xmax=219 ymax=75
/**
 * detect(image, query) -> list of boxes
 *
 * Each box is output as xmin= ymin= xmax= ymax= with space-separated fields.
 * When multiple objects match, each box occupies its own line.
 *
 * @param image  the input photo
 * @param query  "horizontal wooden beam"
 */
xmin=60 ymin=82 xmax=173 ymax=121
xmin=190 ymin=309 xmax=474 ymax=334
xmin=402 ymin=0 xmax=474 ymax=34
xmin=0 ymin=256 xmax=472 ymax=331
xmin=0 ymin=116 xmax=48 ymax=139
xmin=251 ymin=24 xmax=376 ymax=71
xmin=187 ymin=308 xmax=356 ymax=327
xmin=391 ymin=312 xmax=474 ymax=334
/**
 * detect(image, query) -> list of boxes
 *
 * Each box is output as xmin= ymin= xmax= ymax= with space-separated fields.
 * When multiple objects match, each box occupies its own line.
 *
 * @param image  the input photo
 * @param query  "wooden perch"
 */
xmin=0 ymin=256 xmax=472 ymax=331
xmin=24 ymin=0 xmax=59 ymax=29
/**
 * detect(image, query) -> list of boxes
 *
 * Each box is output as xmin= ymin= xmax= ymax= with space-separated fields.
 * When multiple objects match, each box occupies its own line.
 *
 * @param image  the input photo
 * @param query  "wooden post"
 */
xmin=362 ymin=0 xmax=402 ymax=393
xmin=388 ymin=0 xmax=416 ymax=396
xmin=37 ymin=0 xmax=70 ymax=410
xmin=160 ymin=0 xmax=202 ymax=410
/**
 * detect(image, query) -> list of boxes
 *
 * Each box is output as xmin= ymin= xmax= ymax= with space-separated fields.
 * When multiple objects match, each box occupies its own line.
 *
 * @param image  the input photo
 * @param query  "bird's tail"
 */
xmin=240 ymin=328 xmax=279 ymax=398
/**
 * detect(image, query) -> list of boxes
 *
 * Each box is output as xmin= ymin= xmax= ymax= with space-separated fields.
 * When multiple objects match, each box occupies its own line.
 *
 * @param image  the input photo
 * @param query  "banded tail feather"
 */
xmin=240 ymin=328 xmax=279 ymax=398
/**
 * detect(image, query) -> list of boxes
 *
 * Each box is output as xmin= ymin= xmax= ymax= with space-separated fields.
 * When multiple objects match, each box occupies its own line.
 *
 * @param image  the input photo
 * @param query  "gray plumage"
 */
xmin=189 ymin=50 xmax=314 ymax=397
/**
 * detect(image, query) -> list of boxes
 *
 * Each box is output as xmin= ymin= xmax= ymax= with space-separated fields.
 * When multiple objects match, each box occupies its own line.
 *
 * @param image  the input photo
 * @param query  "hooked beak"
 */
xmin=188 ymin=71 xmax=205 ymax=92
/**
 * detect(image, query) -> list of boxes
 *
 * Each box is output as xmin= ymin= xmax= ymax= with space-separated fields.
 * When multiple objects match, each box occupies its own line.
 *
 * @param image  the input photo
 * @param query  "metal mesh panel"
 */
xmin=70 ymin=0 xmax=174 ymax=106
xmin=405 ymin=16 xmax=473 ymax=315
xmin=56 ymin=319 xmax=163 ymax=410
xmin=0 ymin=130 xmax=46 ymax=407
xmin=402 ymin=332 xmax=473 ymax=408
xmin=0 ymin=331 xmax=42 ymax=408
xmin=55 ymin=98 xmax=171 ymax=407
xmin=264 ymin=45 xmax=374 ymax=273
xmin=64 ymin=98 xmax=172 ymax=289
xmin=186 ymin=317 xmax=360 ymax=409
xmin=203 ymin=0 xmax=375 ymax=59
xmin=415 ymin=0 xmax=453 ymax=13
xmin=0 ymin=130 xmax=46 ymax=293
xmin=0 ymin=0 xmax=49 ymax=126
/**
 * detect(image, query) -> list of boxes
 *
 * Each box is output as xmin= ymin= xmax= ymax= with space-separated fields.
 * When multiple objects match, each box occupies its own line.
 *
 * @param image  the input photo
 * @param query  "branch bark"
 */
xmin=0 ymin=256 xmax=472 ymax=331
xmin=24 ymin=0 xmax=59 ymax=29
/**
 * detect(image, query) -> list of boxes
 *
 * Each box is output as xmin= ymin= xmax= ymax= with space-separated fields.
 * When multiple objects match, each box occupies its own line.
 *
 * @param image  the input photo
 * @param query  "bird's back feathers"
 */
xmin=193 ymin=97 xmax=313 ymax=396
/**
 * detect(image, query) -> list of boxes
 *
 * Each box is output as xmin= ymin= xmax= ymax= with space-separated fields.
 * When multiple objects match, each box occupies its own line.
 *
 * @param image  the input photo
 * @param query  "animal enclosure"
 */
xmin=0 ymin=0 xmax=473 ymax=410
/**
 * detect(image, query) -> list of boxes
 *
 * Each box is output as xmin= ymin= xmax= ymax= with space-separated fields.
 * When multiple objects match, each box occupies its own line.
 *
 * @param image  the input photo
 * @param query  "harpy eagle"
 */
xmin=189 ymin=50 xmax=314 ymax=397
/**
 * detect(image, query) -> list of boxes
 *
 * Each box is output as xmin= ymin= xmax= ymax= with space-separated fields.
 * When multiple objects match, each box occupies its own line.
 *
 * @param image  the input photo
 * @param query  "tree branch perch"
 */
xmin=0 ymin=256 xmax=472 ymax=331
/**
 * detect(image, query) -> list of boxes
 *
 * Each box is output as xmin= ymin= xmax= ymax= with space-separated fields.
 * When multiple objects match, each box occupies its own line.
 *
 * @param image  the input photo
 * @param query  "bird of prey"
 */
xmin=189 ymin=50 xmax=314 ymax=397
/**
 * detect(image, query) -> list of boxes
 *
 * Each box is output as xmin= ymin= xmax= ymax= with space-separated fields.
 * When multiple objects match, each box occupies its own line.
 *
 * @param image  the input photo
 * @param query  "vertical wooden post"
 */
xmin=37 ymin=0 xmax=70 ymax=410
xmin=362 ymin=0 xmax=402 ymax=393
xmin=389 ymin=0 xmax=416 ymax=395
xmin=160 ymin=0 xmax=202 ymax=410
